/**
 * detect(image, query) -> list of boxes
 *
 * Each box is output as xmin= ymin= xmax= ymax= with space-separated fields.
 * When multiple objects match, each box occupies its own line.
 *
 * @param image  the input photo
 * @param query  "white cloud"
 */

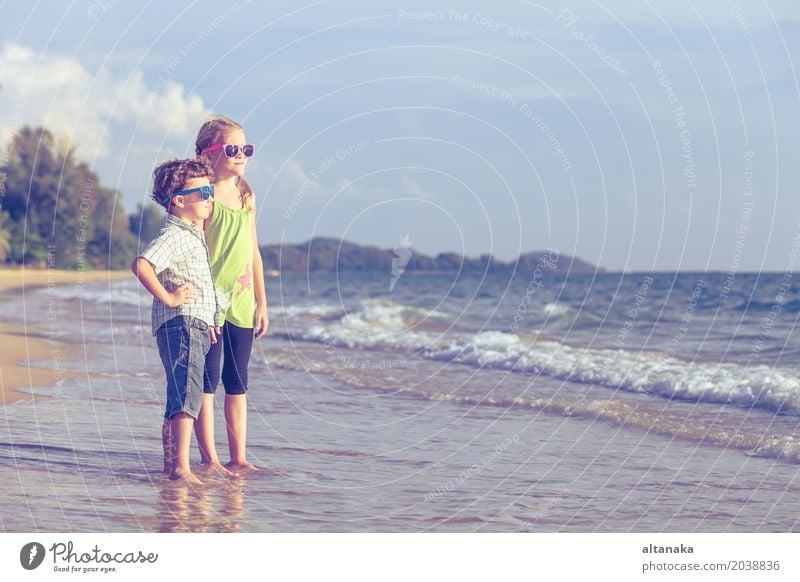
xmin=262 ymin=158 xmax=362 ymax=200
xmin=401 ymin=174 xmax=438 ymax=200
xmin=0 ymin=42 xmax=209 ymax=161
xmin=277 ymin=159 xmax=316 ymax=194
xmin=334 ymin=177 xmax=356 ymax=193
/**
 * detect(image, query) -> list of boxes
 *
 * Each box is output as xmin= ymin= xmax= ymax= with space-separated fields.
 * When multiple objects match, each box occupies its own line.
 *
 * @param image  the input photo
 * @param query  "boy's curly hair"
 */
xmin=151 ymin=158 xmax=214 ymax=209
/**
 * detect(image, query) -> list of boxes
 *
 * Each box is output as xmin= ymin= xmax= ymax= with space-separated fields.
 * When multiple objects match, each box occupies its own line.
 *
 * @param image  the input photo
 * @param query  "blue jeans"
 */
xmin=156 ymin=315 xmax=211 ymax=420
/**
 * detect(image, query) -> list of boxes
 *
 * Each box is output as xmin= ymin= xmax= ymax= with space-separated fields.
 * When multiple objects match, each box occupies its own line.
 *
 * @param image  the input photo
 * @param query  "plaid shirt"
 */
xmin=138 ymin=214 xmax=227 ymax=335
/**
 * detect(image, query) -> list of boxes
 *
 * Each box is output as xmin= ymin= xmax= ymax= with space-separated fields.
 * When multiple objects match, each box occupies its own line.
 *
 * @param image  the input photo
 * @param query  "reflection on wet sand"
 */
xmin=156 ymin=477 xmax=245 ymax=533
xmin=218 ymin=480 xmax=246 ymax=533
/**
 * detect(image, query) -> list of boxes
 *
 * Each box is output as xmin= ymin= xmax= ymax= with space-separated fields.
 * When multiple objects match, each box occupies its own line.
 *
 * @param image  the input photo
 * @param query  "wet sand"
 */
xmin=0 ymin=267 xmax=129 ymax=404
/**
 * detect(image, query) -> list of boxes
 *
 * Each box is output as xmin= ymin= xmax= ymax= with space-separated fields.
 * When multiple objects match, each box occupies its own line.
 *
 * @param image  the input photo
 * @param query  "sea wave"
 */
xmin=296 ymin=298 xmax=453 ymax=348
xmin=271 ymin=303 xmax=346 ymax=319
xmin=425 ymin=393 xmax=800 ymax=463
xmin=294 ymin=300 xmax=800 ymax=415
xmin=42 ymin=280 xmax=148 ymax=307
xmin=265 ymin=346 xmax=800 ymax=465
xmin=542 ymin=302 xmax=573 ymax=318
xmin=427 ymin=331 xmax=800 ymax=415
xmin=539 ymin=301 xmax=602 ymax=329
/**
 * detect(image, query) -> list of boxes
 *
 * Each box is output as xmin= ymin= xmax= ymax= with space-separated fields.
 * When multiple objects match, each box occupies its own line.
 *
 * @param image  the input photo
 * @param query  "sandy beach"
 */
xmin=0 ymin=267 xmax=129 ymax=404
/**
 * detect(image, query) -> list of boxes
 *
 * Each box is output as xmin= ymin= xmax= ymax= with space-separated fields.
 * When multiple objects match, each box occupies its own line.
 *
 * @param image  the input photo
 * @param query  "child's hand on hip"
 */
xmin=167 ymin=283 xmax=196 ymax=307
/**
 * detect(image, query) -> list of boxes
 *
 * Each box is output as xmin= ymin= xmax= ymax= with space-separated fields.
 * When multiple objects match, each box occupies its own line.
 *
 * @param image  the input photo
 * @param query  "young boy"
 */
xmin=131 ymin=158 xmax=223 ymax=484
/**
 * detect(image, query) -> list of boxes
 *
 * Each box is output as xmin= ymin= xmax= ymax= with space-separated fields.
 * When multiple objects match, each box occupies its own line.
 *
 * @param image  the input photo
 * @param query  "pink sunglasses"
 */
xmin=204 ymin=143 xmax=255 ymax=158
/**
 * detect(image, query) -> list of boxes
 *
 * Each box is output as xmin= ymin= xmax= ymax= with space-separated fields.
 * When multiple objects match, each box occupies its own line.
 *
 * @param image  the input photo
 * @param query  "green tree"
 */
xmin=3 ymin=127 xmax=61 ymax=265
xmin=129 ymin=202 xmax=165 ymax=247
xmin=3 ymin=126 xmax=137 ymax=269
xmin=86 ymin=184 xmax=139 ymax=269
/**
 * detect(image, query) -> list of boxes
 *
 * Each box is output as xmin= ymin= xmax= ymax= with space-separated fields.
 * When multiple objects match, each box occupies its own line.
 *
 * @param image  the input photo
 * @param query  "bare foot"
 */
xmin=200 ymin=461 xmax=240 ymax=479
xmin=170 ymin=466 xmax=204 ymax=485
xmin=226 ymin=460 xmax=263 ymax=472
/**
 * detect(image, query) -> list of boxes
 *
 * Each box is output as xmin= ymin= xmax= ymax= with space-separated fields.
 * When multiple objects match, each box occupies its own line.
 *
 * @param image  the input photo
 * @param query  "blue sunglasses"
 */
xmin=162 ymin=184 xmax=215 ymax=205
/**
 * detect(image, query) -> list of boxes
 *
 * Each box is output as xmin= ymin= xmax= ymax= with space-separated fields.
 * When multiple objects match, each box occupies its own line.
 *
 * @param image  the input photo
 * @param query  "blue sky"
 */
xmin=1 ymin=0 xmax=799 ymax=271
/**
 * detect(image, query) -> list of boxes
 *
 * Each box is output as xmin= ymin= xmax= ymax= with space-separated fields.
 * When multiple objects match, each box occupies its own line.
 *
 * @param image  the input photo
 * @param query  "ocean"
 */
xmin=2 ymin=265 xmax=800 ymax=532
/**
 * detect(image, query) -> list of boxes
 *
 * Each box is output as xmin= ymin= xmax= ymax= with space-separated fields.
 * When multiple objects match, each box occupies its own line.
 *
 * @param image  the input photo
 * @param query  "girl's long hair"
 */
xmin=195 ymin=115 xmax=255 ymax=212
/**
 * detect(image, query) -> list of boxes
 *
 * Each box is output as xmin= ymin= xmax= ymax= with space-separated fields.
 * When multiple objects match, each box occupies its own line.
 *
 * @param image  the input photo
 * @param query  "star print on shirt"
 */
xmin=236 ymin=262 xmax=253 ymax=296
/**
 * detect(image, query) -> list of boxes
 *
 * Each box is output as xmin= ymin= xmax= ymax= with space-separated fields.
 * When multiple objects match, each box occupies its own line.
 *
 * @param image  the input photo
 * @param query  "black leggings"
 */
xmin=203 ymin=322 xmax=254 ymax=395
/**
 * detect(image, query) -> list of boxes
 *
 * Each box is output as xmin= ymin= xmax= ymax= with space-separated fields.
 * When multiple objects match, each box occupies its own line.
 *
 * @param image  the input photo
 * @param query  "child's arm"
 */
xmin=251 ymin=212 xmax=269 ymax=339
xmin=131 ymin=257 xmax=196 ymax=307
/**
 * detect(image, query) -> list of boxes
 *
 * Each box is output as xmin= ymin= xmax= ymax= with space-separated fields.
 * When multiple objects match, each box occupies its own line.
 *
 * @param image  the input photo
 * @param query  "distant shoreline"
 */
xmin=0 ymin=268 xmax=129 ymax=405
xmin=0 ymin=266 xmax=129 ymax=293
xmin=260 ymin=238 xmax=596 ymax=274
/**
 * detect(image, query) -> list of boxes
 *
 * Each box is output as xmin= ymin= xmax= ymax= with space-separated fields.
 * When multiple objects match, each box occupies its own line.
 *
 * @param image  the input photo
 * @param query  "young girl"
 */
xmin=194 ymin=115 xmax=269 ymax=472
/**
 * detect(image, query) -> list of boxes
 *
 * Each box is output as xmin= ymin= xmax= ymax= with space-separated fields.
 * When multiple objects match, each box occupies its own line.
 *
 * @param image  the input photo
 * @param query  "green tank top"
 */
xmin=206 ymin=200 xmax=256 ymax=328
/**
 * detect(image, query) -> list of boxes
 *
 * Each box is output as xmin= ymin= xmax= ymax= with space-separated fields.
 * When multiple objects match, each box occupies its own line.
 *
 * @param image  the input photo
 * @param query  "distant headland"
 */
xmin=260 ymin=237 xmax=601 ymax=275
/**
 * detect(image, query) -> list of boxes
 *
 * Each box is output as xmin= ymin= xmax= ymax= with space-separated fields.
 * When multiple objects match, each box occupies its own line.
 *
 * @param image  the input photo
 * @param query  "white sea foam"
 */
xmin=44 ymin=281 xmax=148 ymax=307
xmin=296 ymin=301 xmax=800 ymax=415
xmin=542 ymin=302 xmax=573 ymax=318
xmin=427 ymin=331 xmax=800 ymax=414
xmin=298 ymin=298 xmax=453 ymax=349
xmin=271 ymin=304 xmax=345 ymax=318
xmin=341 ymin=298 xmax=448 ymax=327
xmin=539 ymin=301 xmax=601 ymax=330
